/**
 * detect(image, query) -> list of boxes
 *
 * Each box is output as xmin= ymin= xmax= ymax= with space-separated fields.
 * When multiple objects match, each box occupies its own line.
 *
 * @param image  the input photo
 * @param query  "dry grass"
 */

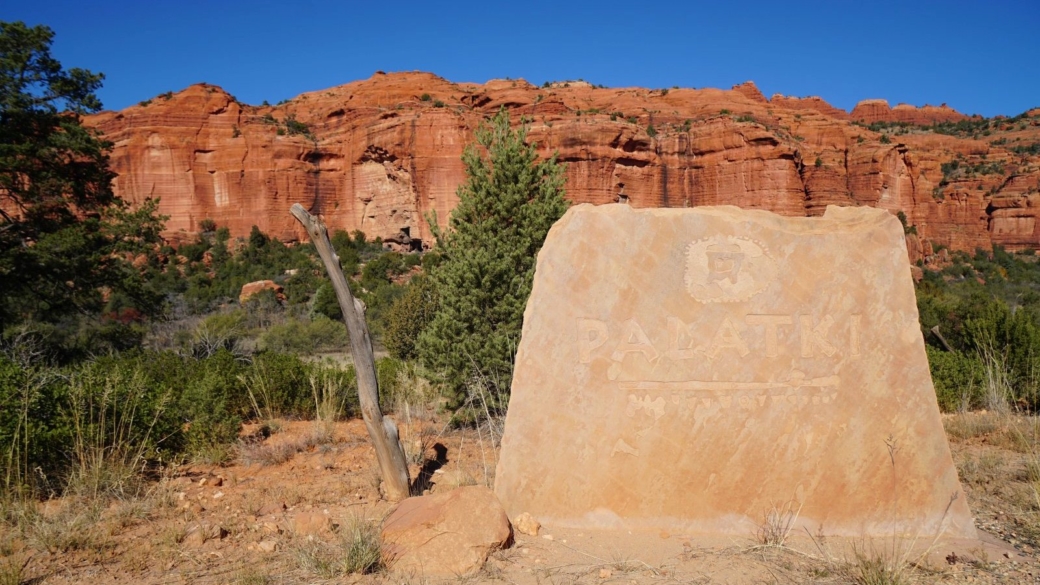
xmin=238 ymin=440 xmax=300 ymax=467
xmin=943 ymin=412 xmax=1001 ymax=441
xmin=846 ymin=547 xmax=913 ymax=585
xmin=310 ymin=369 xmax=345 ymax=442
xmin=455 ymin=373 xmax=507 ymax=488
xmin=608 ymin=552 xmax=641 ymax=573
xmin=945 ymin=409 xmax=1040 ymax=543
xmin=243 ymin=361 xmax=280 ymax=424
xmin=803 ymin=533 xmax=928 ymax=585
xmin=292 ymin=515 xmax=383 ymax=577
xmin=14 ymin=499 xmax=108 ymax=554
xmin=0 ymin=554 xmax=30 ymax=585
xmin=387 ymin=364 xmax=439 ymax=423
xmin=156 ymin=523 xmax=187 ymax=547
xmin=755 ymin=500 xmax=802 ymax=547
xmin=403 ymin=425 xmax=437 ymax=467
xmin=238 ymin=425 xmax=335 ymax=467
xmin=63 ymin=366 xmax=172 ymax=501
xmin=234 ymin=567 xmax=274 ymax=585
xmin=957 ymin=452 xmax=1006 ymax=486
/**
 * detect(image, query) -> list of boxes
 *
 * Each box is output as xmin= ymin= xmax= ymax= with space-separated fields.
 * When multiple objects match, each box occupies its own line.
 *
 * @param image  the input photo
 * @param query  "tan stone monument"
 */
xmin=495 ymin=204 xmax=976 ymax=539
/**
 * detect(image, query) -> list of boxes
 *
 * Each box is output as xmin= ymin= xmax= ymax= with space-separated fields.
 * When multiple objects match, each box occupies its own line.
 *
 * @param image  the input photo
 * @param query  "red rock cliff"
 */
xmin=85 ymin=73 xmax=1040 ymax=254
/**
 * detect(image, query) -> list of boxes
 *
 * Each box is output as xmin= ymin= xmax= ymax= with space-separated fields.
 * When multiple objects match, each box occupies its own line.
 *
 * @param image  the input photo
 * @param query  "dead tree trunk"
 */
xmin=930 ymin=325 xmax=954 ymax=352
xmin=290 ymin=204 xmax=411 ymax=501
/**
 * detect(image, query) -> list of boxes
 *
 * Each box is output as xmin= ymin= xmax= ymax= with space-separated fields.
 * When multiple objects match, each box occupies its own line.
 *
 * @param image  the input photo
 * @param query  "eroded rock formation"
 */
xmin=85 ymin=73 xmax=1040 ymax=254
xmin=850 ymin=99 xmax=971 ymax=125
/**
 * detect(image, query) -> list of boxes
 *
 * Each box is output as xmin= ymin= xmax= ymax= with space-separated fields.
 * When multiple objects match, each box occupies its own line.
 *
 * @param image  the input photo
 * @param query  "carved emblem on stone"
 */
xmin=685 ymin=236 xmax=776 ymax=303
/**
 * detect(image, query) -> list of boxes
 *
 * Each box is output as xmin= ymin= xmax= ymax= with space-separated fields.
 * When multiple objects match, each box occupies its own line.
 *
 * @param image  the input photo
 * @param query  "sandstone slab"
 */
xmin=495 ymin=204 xmax=976 ymax=539
xmin=381 ymin=486 xmax=512 ymax=577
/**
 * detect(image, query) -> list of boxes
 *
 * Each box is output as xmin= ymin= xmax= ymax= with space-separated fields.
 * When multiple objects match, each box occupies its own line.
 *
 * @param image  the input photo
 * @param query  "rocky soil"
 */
xmin=1 ymin=412 xmax=1039 ymax=584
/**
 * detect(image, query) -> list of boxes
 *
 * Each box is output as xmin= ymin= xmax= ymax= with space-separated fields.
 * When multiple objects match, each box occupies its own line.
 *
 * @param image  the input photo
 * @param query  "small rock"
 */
xmin=436 ymin=468 xmax=477 ymax=489
xmin=513 ymin=512 xmax=540 ymax=536
xmin=211 ymin=476 xmax=223 ymax=487
xmin=291 ymin=511 xmax=331 ymax=536
xmin=542 ymin=534 xmax=554 ymax=541
xmin=257 ymin=502 xmax=286 ymax=516
xmin=599 ymin=568 xmax=613 ymax=579
xmin=184 ymin=522 xmax=229 ymax=547
xmin=257 ymin=539 xmax=278 ymax=552
xmin=212 ymin=491 xmax=224 ymax=500
xmin=183 ymin=525 xmax=207 ymax=548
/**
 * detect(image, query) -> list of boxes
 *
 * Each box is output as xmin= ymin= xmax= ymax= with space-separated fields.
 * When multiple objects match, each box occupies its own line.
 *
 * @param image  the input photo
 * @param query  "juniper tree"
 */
xmin=418 ymin=109 xmax=567 ymax=404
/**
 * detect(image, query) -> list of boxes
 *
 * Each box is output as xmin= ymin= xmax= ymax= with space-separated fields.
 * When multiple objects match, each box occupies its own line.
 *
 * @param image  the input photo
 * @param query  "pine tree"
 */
xmin=0 ymin=21 xmax=165 ymax=337
xmin=418 ymin=109 xmax=568 ymax=404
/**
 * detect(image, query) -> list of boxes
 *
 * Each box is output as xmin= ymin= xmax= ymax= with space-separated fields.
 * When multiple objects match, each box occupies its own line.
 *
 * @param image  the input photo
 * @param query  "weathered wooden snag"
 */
xmin=290 ymin=203 xmax=410 ymax=501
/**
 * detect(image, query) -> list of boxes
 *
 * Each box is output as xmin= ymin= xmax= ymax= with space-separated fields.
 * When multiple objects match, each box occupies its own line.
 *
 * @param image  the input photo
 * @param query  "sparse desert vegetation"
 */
xmin=3 ymin=17 xmax=1040 ymax=585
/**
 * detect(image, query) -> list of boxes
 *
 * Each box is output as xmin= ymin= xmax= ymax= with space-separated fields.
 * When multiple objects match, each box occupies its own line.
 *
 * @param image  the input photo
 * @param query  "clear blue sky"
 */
xmin=4 ymin=1 xmax=1038 ymax=117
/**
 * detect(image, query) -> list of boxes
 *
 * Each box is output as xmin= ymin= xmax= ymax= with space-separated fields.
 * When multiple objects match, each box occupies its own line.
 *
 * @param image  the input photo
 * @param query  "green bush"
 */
xmin=259 ymin=317 xmax=348 ymax=355
xmin=384 ymin=276 xmax=439 ymax=361
xmin=0 ymin=355 xmax=70 ymax=494
xmin=178 ymin=350 xmax=247 ymax=455
xmin=185 ymin=310 xmax=248 ymax=358
xmin=284 ymin=114 xmax=313 ymax=139
xmin=330 ymin=229 xmax=362 ymax=276
xmin=926 ymin=346 xmax=984 ymax=411
xmin=74 ymin=354 xmax=183 ymax=453
xmin=0 ymin=347 xmax=306 ymax=494
xmin=376 ymin=357 xmax=408 ymax=412
xmin=312 ymin=283 xmax=342 ymax=321
xmin=918 ymin=249 xmax=1040 ymax=410
xmin=245 ymin=352 xmax=314 ymax=419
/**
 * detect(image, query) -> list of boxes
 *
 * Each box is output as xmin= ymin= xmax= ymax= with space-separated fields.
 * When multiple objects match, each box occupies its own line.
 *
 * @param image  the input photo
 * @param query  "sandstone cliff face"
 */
xmin=85 ymin=73 xmax=1040 ymax=254
xmin=850 ymin=99 xmax=969 ymax=125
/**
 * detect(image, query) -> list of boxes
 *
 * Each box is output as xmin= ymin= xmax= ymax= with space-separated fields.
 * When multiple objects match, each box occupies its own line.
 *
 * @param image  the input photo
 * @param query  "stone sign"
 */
xmin=494 ymin=204 xmax=976 ymax=538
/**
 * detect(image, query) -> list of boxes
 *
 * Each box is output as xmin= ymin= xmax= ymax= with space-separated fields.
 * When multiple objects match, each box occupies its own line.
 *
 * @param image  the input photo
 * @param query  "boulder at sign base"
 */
xmin=495 ymin=204 xmax=976 ymax=539
xmin=382 ymin=486 xmax=512 ymax=577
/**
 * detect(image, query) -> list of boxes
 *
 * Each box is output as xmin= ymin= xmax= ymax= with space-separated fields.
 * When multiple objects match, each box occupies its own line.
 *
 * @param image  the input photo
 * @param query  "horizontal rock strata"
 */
xmin=85 ymin=73 xmax=1040 ymax=253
